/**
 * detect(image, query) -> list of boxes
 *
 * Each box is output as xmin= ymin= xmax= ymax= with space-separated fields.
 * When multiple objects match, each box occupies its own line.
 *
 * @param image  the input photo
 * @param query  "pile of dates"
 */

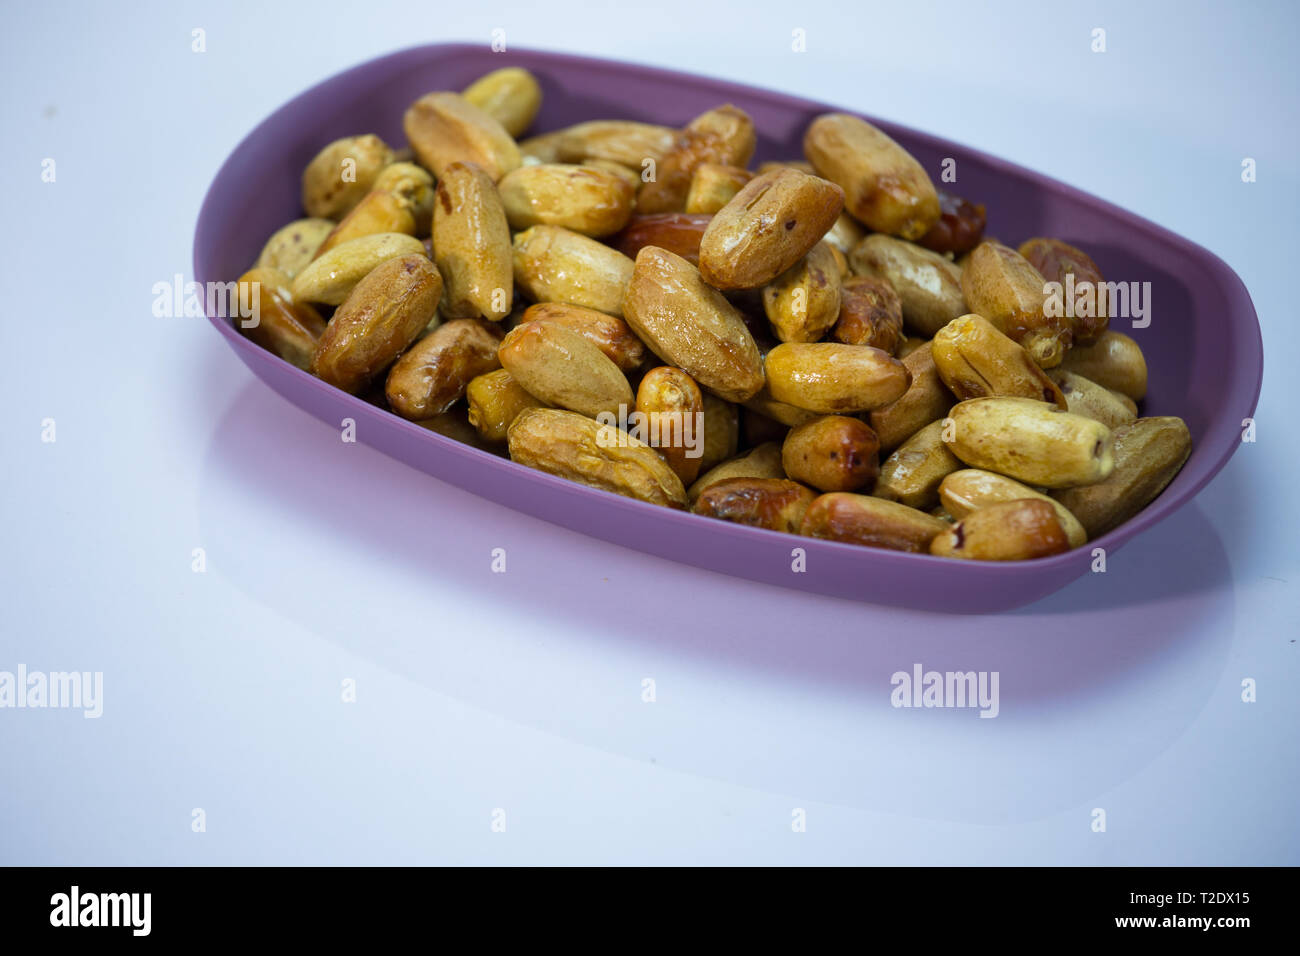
xmin=237 ymin=65 xmax=1191 ymax=561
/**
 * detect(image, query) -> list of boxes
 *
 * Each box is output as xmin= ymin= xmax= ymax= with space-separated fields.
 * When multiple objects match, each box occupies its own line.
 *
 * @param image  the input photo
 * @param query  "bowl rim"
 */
xmin=193 ymin=41 xmax=1264 ymax=577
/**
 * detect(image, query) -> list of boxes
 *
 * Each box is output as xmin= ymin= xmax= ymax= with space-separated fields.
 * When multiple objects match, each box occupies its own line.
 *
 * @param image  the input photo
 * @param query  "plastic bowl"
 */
xmin=193 ymin=42 xmax=1262 ymax=612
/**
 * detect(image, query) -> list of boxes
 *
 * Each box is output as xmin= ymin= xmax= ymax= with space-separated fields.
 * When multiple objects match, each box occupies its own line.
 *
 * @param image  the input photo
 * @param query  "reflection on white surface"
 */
xmin=200 ymin=380 xmax=1235 ymax=824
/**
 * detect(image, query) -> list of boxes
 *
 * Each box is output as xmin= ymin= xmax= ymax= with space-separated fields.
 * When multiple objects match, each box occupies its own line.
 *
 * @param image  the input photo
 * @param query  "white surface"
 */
xmin=1 ymin=0 xmax=1297 ymax=863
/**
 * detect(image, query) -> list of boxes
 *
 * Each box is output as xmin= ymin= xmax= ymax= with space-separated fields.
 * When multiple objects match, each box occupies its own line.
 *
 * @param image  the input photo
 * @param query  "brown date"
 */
xmin=916 ymin=190 xmax=987 ymax=255
xmin=610 ymin=213 xmax=713 ymax=266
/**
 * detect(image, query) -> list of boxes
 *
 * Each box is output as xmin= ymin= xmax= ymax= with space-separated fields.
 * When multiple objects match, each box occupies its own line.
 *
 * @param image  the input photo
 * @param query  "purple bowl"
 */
xmin=193 ymin=42 xmax=1262 ymax=613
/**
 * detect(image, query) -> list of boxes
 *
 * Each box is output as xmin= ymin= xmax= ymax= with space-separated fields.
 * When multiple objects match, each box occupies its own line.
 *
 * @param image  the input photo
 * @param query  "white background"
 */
xmin=1 ymin=0 xmax=1297 ymax=863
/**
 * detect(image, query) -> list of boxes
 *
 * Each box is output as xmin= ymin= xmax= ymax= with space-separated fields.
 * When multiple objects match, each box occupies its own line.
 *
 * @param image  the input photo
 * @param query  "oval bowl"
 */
xmin=194 ymin=42 xmax=1262 ymax=613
